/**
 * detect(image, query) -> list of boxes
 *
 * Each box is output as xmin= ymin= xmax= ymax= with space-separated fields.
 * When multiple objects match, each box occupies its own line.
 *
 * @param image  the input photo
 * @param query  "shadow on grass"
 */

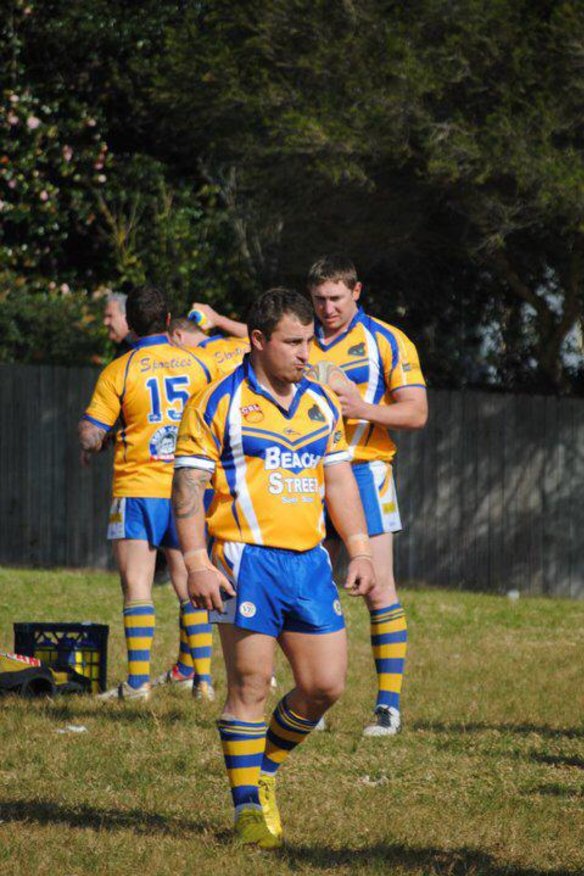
xmin=2 ymin=803 xmax=581 ymax=874
xmin=0 ymin=800 xmax=231 ymax=842
xmin=530 ymin=784 xmax=584 ymax=799
xmin=36 ymin=702 xmax=216 ymax=729
xmin=530 ymin=753 xmax=584 ymax=769
xmin=281 ymin=842 xmax=579 ymax=875
xmin=412 ymin=720 xmax=584 ymax=740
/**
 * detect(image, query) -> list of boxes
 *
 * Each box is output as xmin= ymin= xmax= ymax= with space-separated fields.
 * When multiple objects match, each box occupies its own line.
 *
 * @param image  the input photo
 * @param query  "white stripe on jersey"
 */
xmin=228 ymin=382 xmax=264 ymax=544
xmin=347 ymin=323 xmax=379 ymax=456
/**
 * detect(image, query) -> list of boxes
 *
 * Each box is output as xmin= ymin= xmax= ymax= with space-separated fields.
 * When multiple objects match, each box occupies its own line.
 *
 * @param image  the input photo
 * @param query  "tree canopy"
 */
xmin=1 ymin=0 xmax=583 ymax=391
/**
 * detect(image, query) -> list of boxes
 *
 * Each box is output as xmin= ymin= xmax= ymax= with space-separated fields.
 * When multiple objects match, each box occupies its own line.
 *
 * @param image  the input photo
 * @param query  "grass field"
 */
xmin=0 ymin=567 xmax=582 ymax=876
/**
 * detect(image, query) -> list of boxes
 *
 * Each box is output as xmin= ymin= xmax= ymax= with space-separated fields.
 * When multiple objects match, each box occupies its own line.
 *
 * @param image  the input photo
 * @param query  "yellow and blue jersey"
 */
xmin=194 ymin=334 xmax=250 ymax=378
xmin=309 ymin=308 xmax=426 ymax=463
xmin=174 ymin=355 xmax=349 ymax=550
xmin=84 ymin=334 xmax=213 ymax=498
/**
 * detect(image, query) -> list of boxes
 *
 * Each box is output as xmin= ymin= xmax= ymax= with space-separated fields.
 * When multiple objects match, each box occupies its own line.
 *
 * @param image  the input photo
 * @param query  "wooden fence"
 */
xmin=0 ymin=365 xmax=582 ymax=598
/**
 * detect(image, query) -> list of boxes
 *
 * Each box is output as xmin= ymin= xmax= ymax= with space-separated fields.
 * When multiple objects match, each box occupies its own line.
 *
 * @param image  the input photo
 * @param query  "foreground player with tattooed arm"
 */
xmin=172 ymin=288 xmax=375 ymax=848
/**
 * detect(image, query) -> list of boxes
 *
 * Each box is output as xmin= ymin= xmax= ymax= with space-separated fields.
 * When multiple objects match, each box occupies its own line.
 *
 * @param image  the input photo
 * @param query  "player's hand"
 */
xmin=190 ymin=302 xmax=219 ymax=329
xmin=344 ymin=557 xmax=376 ymax=596
xmin=334 ymin=380 xmax=367 ymax=419
xmin=187 ymin=566 xmax=236 ymax=613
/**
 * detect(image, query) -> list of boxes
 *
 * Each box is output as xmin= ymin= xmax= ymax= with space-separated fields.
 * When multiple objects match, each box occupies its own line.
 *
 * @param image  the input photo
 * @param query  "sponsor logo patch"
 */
xmin=149 ymin=425 xmax=178 ymax=461
xmin=239 ymin=601 xmax=257 ymax=618
xmin=308 ymin=404 xmax=325 ymax=422
xmin=348 ymin=342 xmax=365 ymax=356
xmin=333 ymin=599 xmax=343 ymax=616
xmin=241 ymin=404 xmax=264 ymax=424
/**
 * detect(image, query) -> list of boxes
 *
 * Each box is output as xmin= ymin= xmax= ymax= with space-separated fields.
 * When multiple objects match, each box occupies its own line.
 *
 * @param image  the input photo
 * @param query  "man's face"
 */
xmin=309 ymin=280 xmax=361 ymax=335
xmin=252 ymin=313 xmax=314 ymax=384
xmin=103 ymin=300 xmax=129 ymax=344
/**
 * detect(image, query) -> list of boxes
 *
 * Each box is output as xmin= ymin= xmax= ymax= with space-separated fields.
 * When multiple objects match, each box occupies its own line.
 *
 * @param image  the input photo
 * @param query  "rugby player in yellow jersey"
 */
xmin=307 ymin=255 xmax=428 ymax=737
xmin=78 ymin=285 xmax=217 ymax=701
xmin=172 ymin=288 xmax=376 ymax=848
xmin=145 ymin=317 xmax=251 ymax=691
xmin=169 ymin=317 xmax=250 ymax=378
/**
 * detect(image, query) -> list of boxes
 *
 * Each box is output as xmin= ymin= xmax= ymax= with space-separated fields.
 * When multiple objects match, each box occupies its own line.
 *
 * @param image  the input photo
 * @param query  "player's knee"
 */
xmin=366 ymin=577 xmax=397 ymax=609
xmin=304 ymin=674 xmax=346 ymax=709
xmin=230 ymin=668 xmax=271 ymax=707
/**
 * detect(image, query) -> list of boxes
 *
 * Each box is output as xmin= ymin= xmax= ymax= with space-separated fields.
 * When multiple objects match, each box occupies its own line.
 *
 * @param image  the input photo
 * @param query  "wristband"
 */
xmin=346 ymin=533 xmax=373 ymax=560
xmin=183 ymin=548 xmax=214 ymax=573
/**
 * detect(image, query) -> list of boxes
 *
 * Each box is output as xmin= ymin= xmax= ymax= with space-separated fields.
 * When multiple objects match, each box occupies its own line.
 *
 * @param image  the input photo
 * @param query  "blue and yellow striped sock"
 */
xmin=175 ymin=608 xmax=194 ymax=678
xmin=370 ymin=602 xmax=407 ymax=711
xmin=217 ymin=717 xmax=267 ymax=813
xmin=180 ymin=600 xmax=212 ymax=684
xmin=123 ymin=599 xmax=155 ymax=690
xmin=261 ymin=696 xmax=320 ymax=776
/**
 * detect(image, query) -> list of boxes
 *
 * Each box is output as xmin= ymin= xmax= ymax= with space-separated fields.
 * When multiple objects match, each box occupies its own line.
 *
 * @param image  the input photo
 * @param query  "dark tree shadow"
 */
xmin=529 ymin=784 xmax=584 ymax=799
xmin=2 ymin=801 xmax=581 ymax=874
xmin=280 ymin=841 xmax=580 ymax=875
xmin=529 ymin=753 xmax=584 ymax=769
xmin=0 ymin=800 xmax=230 ymax=842
xmin=412 ymin=720 xmax=584 ymax=740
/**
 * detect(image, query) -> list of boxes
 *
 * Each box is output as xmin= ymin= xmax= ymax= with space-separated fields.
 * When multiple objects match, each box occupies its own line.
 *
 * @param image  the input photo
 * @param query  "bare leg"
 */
xmin=113 ymin=538 xmax=156 ymax=602
xmin=278 ymin=628 xmax=347 ymax=720
xmin=219 ymin=624 xmax=276 ymax=720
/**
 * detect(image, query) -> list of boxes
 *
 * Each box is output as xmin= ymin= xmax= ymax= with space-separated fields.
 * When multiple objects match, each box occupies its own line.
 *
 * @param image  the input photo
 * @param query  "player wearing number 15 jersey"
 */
xmin=78 ymin=285 xmax=216 ymax=702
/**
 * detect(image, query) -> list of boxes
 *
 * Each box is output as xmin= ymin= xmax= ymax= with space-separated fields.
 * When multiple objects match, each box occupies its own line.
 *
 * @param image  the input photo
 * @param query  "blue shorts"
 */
xmin=106 ymin=497 xmax=179 ymax=549
xmin=208 ymin=542 xmax=346 ymax=637
xmin=326 ymin=461 xmax=402 ymax=539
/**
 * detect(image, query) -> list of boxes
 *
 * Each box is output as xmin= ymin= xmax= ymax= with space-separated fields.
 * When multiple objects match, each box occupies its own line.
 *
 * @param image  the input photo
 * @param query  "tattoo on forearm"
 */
xmin=78 ymin=420 xmax=105 ymax=452
xmin=172 ymin=469 xmax=210 ymax=519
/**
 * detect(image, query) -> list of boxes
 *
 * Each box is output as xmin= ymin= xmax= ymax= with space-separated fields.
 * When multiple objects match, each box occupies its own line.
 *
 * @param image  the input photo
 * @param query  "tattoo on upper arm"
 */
xmin=172 ymin=469 xmax=211 ymax=519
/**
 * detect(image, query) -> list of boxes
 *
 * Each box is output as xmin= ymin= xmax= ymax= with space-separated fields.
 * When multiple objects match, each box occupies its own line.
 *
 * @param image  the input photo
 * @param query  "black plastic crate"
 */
xmin=14 ymin=622 xmax=109 ymax=694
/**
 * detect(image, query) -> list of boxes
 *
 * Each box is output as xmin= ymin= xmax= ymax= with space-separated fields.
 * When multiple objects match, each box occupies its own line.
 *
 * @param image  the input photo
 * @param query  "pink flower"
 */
xmin=7 ymin=113 xmax=19 ymax=126
xmin=39 ymin=190 xmax=49 ymax=201
xmin=26 ymin=116 xmax=41 ymax=130
xmin=62 ymin=145 xmax=73 ymax=162
xmin=9 ymin=94 xmax=19 ymax=104
xmin=60 ymin=283 xmax=71 ymax=295
xmin=97 ymin=174 xmax=106 ymax=183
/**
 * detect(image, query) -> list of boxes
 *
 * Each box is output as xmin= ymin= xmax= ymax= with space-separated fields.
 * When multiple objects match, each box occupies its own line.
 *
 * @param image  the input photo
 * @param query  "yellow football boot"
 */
xmin=258 ymin=774 xmax=283 ymax=839
xmin=234 ymin=807 xmax=282 ymax=849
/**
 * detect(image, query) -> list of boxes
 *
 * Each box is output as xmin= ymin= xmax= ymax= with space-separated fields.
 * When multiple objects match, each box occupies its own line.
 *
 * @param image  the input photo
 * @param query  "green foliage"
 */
xmin=0 ymin=0 xmax=253 ymax=365
xmin=1 ymin=0 xmax=584 ymax=387
xmin=0 ymin=280 xmax=105 ymax=365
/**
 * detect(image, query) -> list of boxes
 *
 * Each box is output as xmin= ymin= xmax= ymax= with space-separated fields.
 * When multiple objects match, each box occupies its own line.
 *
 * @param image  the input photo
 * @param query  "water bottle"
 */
xmin=188 ymin=308 xmax=210 ymax=332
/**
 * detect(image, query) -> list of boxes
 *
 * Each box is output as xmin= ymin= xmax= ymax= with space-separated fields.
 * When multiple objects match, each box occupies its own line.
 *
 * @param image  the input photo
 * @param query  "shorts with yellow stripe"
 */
xmin=326 ymin=460 xmax=402 ymax=538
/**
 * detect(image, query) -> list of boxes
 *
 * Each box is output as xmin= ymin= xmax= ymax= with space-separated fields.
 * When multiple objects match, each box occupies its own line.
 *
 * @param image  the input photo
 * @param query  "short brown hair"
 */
xmin=168 ymin=316 xmax=198 ymax=334
xmin=247 ymin=288 xmax=313 ymax=340
xmin=126 ymin=285 xmax=168 ymax=337
xmin=306 ymin=254 xmax=359 ymax=291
